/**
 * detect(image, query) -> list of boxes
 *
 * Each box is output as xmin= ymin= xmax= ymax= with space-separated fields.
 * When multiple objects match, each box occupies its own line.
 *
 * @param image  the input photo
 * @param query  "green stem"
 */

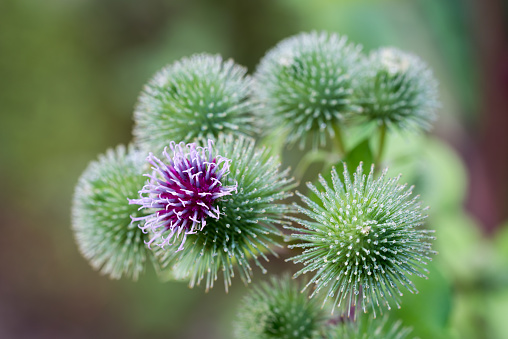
xmin=332 ymin=124 xmax=346 ymax=156
xmin=375 ymin=123 xmax=387 ymax=167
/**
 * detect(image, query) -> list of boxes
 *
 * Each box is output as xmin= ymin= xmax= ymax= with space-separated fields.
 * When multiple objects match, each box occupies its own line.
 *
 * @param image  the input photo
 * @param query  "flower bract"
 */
xmin=287 ymin=163 xmax=435 ymax=316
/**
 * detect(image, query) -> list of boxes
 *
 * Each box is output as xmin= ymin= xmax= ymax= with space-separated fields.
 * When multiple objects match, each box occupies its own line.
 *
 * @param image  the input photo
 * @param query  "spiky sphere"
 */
xmin=354 ymin=47 xmax=439 ymax=131
xmin=286 ymin=163 xmax=435 ymax=316
xmin=234 ymin=275 xmax=327 ymax=339
xmin=129 ymin=139 xmax=237 ymax=252
xmin=155 ymin=134 xmax=295 ymax=291
xmin=134 ymin=54 xmax=257 ymax=153
xmin=325 ymin=315 xmax=413 ymax=339
xmin=72 ymin=145 xmax=151 ymax=280
xmin=253 ymin=31 xmax=362 ymax=148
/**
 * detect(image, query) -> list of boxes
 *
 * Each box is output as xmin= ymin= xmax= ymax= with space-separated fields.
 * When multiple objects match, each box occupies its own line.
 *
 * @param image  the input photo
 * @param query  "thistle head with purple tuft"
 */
xmin=129 ymin=139 xmax=237 ymax=251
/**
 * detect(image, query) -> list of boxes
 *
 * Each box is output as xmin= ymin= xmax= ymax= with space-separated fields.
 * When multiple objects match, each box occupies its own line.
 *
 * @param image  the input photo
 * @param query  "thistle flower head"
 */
xmin=355 ymin=47 xmax=439 ymax=131
xmin=234 ymin=275 xmax=327 ymax=339
xmin=72 ymin=145 xmax=151 ymax=280
xmin=287 ymin=163 xmax=435 ymax=316
xmin=134 ymin=54 xmax=257 ymax=153
xmin=154 ymin=134 xmax=295 ymax=291
xmin=253 ymin=31 xmax=362 ymax=148
xmin=325 ymin=315 xmax=413 ymax=339
xmin=129 ymin=139 xmax=237 ymax=252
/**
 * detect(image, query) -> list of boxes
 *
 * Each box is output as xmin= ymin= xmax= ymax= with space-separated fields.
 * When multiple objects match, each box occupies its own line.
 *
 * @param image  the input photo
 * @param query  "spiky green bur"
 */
xmin=253 ymin=31 xmax=362 ymax=148
xmin=234 ymin=275 xmax=327 ymax=339
xmin=133 ymin=54 xmax=257 ymax=153
xmin=355 ymin=47 xmax=438 ymax=131
xmin=155 ymin=134 xmax=295 ymax=291
xmin=325 ymin=315 xmax=413 ymax=339
xmin=286 ymin=163 xmax=435 ymax=316
xmin=72 ymin=145 xmax=151 ymax=280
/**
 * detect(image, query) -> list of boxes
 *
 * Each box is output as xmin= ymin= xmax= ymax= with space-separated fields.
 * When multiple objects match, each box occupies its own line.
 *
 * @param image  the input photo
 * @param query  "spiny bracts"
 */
xmin=354 ymin=47 xmax=439 ymax=132
xmin=134 ymin=54 xmax=257 ymax=153
xmin=234 ymin=275 xmax=327 ymax=339
xmin=286 ymin=163 xmax=435 ymax=316
xmin=72 ymin=145 xmax=151 ymax=280
xmin=253 ymin=31 xmax=362 ymax=148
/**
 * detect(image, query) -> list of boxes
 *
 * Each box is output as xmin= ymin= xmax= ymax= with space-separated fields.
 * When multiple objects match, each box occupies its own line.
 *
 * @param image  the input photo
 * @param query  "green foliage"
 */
xmin=133 ymin=54 xmax=257 ymax=154
xmin=287 ymin=163 xmax=435 ymax=316
xmin=72 ymin=145 xmax=152 ymax=280
xmin=342 ymin=138 xmax=374 ymax=178
xmin=253 ymin=31 xmax=362 ymax=148
xmin=154 ymin=134 xmax=295 ymax=291
xmin=233 ymin=275 xmax=327 ymax=339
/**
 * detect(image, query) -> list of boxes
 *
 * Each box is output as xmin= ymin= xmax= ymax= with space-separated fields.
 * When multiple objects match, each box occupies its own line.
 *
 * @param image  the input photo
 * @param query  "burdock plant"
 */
xmin=286 ymin=163 xmax=435 ymax=316
xmin=71 ymin=29 xmax=441 ymax=338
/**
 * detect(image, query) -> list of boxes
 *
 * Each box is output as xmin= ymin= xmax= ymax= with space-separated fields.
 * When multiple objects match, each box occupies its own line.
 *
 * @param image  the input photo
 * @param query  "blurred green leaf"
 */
xmin=383 ymin=134 xmax=467 ymax=213
xmin=432 ymin=213 xmax=484 ymax=283
xmin=342 ymin=137 xmax=374 ymax=177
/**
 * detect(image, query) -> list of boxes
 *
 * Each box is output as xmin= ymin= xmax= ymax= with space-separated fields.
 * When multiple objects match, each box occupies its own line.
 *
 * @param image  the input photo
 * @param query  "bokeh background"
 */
xmin=1 ymin=0 xmax=508 ymax=338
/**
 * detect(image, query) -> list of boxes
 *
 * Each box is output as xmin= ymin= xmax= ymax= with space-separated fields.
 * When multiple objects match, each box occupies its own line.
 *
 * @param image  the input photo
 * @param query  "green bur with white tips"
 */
xmin=234 ymin=275 xmax=327 ymax=339
xmin=134 ymin=54 xmax=257 ymax=154
xmin=354 ymin=47 xmax=439 ymax=132
xmin=286 ymin=163 xmax=436 ymax=316
xmin=72 ymin=145 xmax=151 ymax=280
xmin=253 ymin=31 xmax=362 ymax=149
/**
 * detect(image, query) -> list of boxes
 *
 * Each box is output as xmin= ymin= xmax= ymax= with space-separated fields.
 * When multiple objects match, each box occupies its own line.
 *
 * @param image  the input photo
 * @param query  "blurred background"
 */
xmin=1 ymin=0 xmax=508 ymax=338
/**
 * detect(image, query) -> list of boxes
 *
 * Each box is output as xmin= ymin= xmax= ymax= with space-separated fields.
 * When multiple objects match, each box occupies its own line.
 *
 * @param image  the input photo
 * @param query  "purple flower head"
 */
xmin=130 ymin=139 xmax=237 ymax=251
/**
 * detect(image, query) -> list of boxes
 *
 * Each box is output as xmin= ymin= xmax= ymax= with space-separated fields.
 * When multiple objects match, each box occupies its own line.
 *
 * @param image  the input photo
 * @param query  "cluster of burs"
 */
xmin=72 ymin=31 xmax=439 ymax=338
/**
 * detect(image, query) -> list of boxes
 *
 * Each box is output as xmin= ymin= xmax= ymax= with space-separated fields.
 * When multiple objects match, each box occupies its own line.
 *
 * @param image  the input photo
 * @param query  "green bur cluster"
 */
xmin=234 ymin=276 xmax=327 ymax=339
xmin=134 ymin=53 xmax=256 ymax=153
xmin=253 ymin=31 xmax=362 ymax=148
xmin=70 ymin=29 xmax=440 ymax=338
xmin=355 ymin=47 xmax=438 ymax=131
xmin=155 ymin=134 xmax=295 ymax=291
xmin=287 ymin=163 xmax=435 ymax=316
xmin=72 ymin=145 xmax=150 ymax=280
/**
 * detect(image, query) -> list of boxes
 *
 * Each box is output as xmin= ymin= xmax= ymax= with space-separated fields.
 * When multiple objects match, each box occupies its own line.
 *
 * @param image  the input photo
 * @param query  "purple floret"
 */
xmin=129 ymin=140 xmax=237 ymax=251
